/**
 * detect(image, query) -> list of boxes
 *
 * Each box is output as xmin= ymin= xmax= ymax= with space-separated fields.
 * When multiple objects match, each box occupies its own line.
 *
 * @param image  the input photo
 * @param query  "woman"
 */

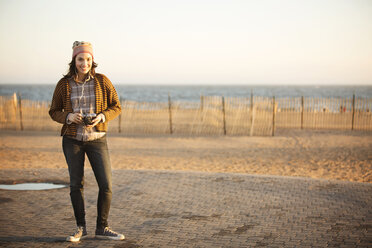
xmin=49 ymin=41 xmax=124 ymax=242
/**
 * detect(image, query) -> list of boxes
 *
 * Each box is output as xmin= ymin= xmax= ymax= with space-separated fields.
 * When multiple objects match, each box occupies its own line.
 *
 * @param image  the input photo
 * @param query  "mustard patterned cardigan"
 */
xmin=49 ymin=73 xmax=121 ymax=136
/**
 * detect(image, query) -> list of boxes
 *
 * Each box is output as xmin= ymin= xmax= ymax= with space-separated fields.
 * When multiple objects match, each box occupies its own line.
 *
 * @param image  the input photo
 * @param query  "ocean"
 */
xmin=0 ymin=84 xmax=371 ymax=102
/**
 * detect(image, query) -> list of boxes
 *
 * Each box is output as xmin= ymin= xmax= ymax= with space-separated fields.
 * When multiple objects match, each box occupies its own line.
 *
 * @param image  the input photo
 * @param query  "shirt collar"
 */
xmin=72 ymin=72 xmax=94 ymax=84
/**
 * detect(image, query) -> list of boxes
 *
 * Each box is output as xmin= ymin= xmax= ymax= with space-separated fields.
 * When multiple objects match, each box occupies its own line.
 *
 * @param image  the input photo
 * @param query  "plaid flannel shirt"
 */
xmin=67 ymin=76 xmax=106 ymax=141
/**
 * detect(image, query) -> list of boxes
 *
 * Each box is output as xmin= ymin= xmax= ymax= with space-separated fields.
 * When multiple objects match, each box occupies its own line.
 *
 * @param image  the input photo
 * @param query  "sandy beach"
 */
xmin=0 ymin=129 xmax=371 ymax=183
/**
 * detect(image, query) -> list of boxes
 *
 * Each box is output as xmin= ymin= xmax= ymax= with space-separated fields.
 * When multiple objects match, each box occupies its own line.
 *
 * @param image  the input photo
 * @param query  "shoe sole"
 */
xmin=66 ymin=235 xmax=88 ymax=242
xmin=95 ymin=235 xmax=125 ymax=240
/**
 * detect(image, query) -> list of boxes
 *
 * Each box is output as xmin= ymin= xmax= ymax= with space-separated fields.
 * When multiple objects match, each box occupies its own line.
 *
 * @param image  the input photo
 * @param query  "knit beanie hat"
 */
xmin=72 ymin=41 xmax=94 ymax=59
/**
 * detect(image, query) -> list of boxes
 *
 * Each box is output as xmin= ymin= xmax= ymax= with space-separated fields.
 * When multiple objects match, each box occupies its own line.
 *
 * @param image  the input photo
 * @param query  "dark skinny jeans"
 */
xmin=62 ymin=135 xmax=112 ymax=229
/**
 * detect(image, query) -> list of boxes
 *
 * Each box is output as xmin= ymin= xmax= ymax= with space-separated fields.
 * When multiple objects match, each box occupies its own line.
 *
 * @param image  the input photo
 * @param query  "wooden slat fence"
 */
xmin=0 ymin=93 xmax=371 ymax=136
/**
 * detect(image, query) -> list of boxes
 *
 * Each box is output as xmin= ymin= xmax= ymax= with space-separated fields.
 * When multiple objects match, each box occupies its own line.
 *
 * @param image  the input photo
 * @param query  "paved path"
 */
xmin=0 ymin=169 xmax=371 ymax=247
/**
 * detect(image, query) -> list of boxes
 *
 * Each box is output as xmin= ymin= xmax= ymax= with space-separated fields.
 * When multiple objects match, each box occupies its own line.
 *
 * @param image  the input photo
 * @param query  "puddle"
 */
xmin=0 ymin=183 xmax=68 ymax=191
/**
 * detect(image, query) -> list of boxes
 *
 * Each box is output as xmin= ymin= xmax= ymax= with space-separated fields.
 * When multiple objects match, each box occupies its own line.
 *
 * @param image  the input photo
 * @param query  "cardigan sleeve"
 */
xmin=100 ymin=75 xmax=122 ymax=122
xmin=49 ymin=79 xmax=71 ymax=124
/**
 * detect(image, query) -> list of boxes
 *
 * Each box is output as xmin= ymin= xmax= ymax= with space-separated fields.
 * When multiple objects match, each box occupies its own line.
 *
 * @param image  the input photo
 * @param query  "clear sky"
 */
xmin=0 ymin=0 xmax=371 ymax=85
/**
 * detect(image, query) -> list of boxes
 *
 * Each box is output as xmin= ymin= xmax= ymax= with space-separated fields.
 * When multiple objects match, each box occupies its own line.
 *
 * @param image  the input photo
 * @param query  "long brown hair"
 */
xmin=63 ymin=56 xmax=98 ymax=79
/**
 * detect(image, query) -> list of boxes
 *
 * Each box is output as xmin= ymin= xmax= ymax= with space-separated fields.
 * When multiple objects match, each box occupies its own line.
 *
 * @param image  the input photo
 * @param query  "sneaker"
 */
xmin=66 ymin=226 xmax=87 ymax=242
xmin=95 ymin=227 xmax=125 ymax=240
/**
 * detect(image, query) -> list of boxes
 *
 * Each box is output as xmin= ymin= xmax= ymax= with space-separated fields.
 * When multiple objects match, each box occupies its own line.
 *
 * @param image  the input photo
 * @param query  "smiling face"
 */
xmin=75 ymin=53 xmax=92 ymax=77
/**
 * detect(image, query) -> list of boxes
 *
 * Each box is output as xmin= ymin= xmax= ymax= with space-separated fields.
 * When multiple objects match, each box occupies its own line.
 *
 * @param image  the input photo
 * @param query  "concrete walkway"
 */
xmin=0 ymin=168 xmax=371 ymax=247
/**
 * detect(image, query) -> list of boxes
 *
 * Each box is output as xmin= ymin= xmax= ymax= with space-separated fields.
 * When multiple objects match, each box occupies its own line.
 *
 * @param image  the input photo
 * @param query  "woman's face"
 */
xmin=75 ymin=53 xmax=92 ymax=76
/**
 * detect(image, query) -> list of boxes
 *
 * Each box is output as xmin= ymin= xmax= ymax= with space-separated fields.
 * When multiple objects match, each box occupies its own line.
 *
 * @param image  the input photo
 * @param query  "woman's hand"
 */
xmin=85 ymin=113 xmax=104 ymax=128
xmin=67 ymin=113 xmax=83 ymax=125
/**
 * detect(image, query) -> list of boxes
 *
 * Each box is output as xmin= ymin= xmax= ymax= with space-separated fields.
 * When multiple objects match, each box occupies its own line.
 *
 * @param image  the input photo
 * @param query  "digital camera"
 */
xmin=82 ymin=113 xmax=97 ymax=126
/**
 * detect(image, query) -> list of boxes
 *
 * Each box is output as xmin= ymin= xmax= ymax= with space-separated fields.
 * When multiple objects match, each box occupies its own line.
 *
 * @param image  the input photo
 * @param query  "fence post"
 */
xmin=250 ymin=105 xmax=255 ymax=136
xmin=12 ymin=93 xmax=18 ymax=128
xmin=12 ymin=92 xmax=17 ymax=110
xmin=118 ymin=97 xmax=123 ymax=133
xmin=168 ymin=93 xmax=173 ymax=134
xmin=301 ymin=96 xmax=304 ymax=129
xmin=351 ymin=94 xmax=355 ymax=130
xmin=272 ymin=96 xmax=276 ymax=136
xmin=200 ymin=95 xmax=204 ymax=122
xmin=222 ymin=96 xmax=227 ymax=135
xmin=18 ymin=92 xmax=24 ymax=131
xmin=250 ymin=90 xmax=253 ymax=132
